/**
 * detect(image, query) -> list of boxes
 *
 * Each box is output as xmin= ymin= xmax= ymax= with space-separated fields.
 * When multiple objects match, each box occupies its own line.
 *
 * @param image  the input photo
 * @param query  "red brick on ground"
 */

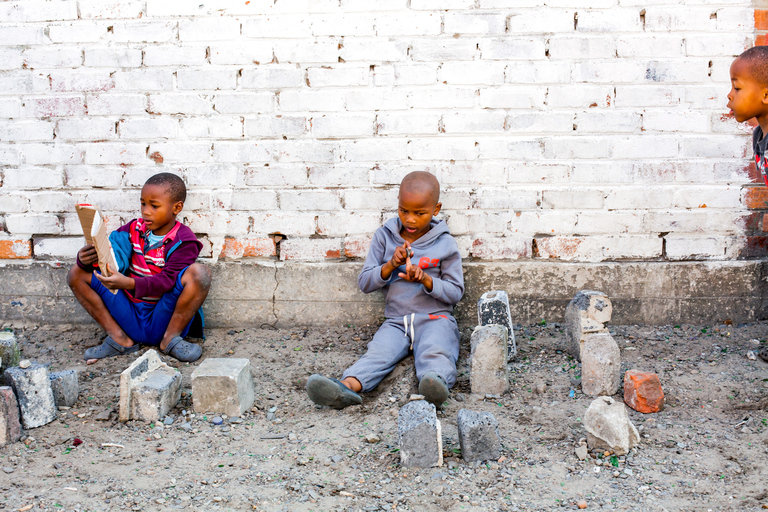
xmin=623 ymin=370 xmax=665 ymax=413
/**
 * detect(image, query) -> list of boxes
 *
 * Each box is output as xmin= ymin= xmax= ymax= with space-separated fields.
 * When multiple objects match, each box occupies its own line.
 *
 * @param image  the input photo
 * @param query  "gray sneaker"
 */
xmin=306 ymin=374 xmax=362 ymax=409
xmin=419 ymin=371 xmax=449 ymax=406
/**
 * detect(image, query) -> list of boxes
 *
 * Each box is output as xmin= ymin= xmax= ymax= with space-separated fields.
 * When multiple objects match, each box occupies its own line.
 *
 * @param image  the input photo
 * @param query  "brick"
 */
xmin=3 ymin=364 xmax=57 ymax=429
xmin=584 ymin=396 xmax=639 ymax=456
xmin=179 ymin=69 xmax=237 ymax=91
xmin=149 ymin=94 xmax=212 ymax=115
xmin=25 ymin=96 xmax=86 ymax=118
xmin=180 ymin=117 xmax=242 ymax=139
xmin=0 ymin=1 xmax=76 ymax=21
xmin=119 ymin=350 xmax=182 ymax=422
xmin=29 ymin=191 xmax=76 ymax=213
xmin=273 ymin=38 xmax=339 ymax=63
xmin=242 ymin=15 xmax=311 ymax=38
xmin=0 ymin=72 xmax=48 ymax=95
xmin=574 ymin=112 xmax=641 ymax=133
xmin=245 ymin=164 xmax=308 ymax=187
xmin=311 ymin=113 xmax=374 ymax=138
xmin=143 ymin=46 xmax=208 ymax=66
xmin=477 ymin=290 xmax=516 ymax=361
xmin=83 ymin=143 xmax=148 ymax=165
xmin=470 ymin=325 xmax=509 ymax=394
xmin=682 ymin=136 xmax=747 ymax=159
xmin=444 ymin=13 xmax=507 ymax=35
xmin=0 ymin=193 xmax=28 ymax=213
xmin=441 ymin=111 xmax=506 ymax=134
xmin=410 ymin=40 xmax=478 ymax=61
xmin=744 ymin=187 xmax=768 ymax=209
xmin=687 ymin=34 xmax=750 ymax=57
xmin=375 ymin=12 xmax=440 ymax=36
xmin=220 ymin=237 xmax=276 ymax=259
xmin=79 ymin=0 xmax=144 ymax=19
xmin=88 ymin=93 xmax=148 ymax=116
xmin=480 ymin=37 xmax=546 ymax=60
xmin=48 ymin=21 xmax=108 ymax=43
xmin=5 ymin=215 xmax=61 ymax=235
xmin=214 ymin=93 xmax=274 ymax=114
xmin=665 ymin=235 xmax=727 ymax=260
xmin=393 ymin=64 xmax=439 ymax=85
xmin=308 ymin=66 xmax=368 ymax=87
xmin=308 ymin=164 xmax=371 ymax=187
xmin=22 ymin=47 xmax=82 ymax=68
xmin=0 ymin=98 xmax=21 ymax=118
xmin=179 ymin=18 xmax=242 ymax=41
xmin=210 ymin=42 xmax=274 ymax=65
xmin=408 ymin=138 xmax=477 ymax=161
xmin=241 ymin=66 xmax=305 ymax=90
xmin=581 ymin=333 xmax=621 ymax=397
xmin=479 ymin=86 xmax=545 ymax=109
xmin=343 ymin=235 xmax=372 ymax=258
xmin=0 ymin=332 xmax=21 ymax=368
xmin=542 ymin=188 xmax=604 ymax=210
xmin=0 ymin=387 xmax=22 ymax=447
xmin=565 ymin=290 xmax=611 ymax=361
xmin=118 ymin=118 xmax=177 ymax=139
xmin=279 ymin=238 xmax=343 ymax=261
xmin=548 ymin=36 xmax=616 ymax=60
xmin=317 ymin=212 xmax=381 ymax=236
xmin=471 ymin=237 xmax=530 ymax=260
xmin=0 ymin=121 xmax=53 ymax=142
xmin=341 ymin=139 xmax=408 ymax=162
xmin=191 ymin=358 xmax=255 ymax=416
xmin=577 ymin=9 xmax=642 ymax=32
xmin=230 ymin=190 xmax=278 ymax=210
xmin=49 ymin=370 xmax=79 ymax=407
xmin=406 ymin=87 xmax=475 ymax=109
xmin=3 ymin=168 xmax=64 ymax=189
xmin=507 ymin=9 xmax=575 ymax=33
xmin=56 ymin=118 xmax=116 ymax=141
xmin=251 ymin=212 xmax=316 ymax=236
xmin=112 ymin=21 xmax=176 ymax=43
xmin=33 ymin=237 xmax=84 ymax=258
xmin=623 ymin=370 xmax=665 ymax=414
xmin=457 ymin=410 xmax=501 ymax=463
xmin=397 ymin=400 xmax=442 ymax=468
xmin=114 ymin=69 xmax=174 ymax=91
xmin=0 ymin=24 xmax=49 ymax=45
xmin=473 ymin=187 xmax=540 ymax=209
xmin=147 ymin=142 xmax=212 ymax=164
xmin=341 ymin=39 xmax=408 ymax=62
xmin=616 ymin=35 xmax=684 ymax=58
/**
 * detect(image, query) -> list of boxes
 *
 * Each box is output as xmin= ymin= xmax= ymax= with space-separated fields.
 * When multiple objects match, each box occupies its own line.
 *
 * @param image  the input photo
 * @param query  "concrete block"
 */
xmin=581 ymin=333 xmax=621 ymax=397
xmin=457 ymin=409 xmax=501 ymax=462
xmin=49 ymin=370 xmax=79 ymax=407
xmin=477 ymin=290 xmax=517 ymax=361
xmin=0 ymin=331 xmax=21 ymax=370
xmin=397 ymin=400 xmax=443 ymax=468
xmin=584 ymin=396 xmax=639 ymax=456
xmin=624 ymin=370 xmax=665 ymax=413
xmin=3 ymin=363 xmax=56 ymax=428
xmin=565 ymin=290 xmax=613 ymax=361
xmin=119 ymin=350 xmax=181 ymax=422
xmin=0 ymin=386 xmax=22 ymax=447
xmin=469 ymin=325 xmax=508 ymax=395
xmin=191 ymin=358 xmax=255 ymax=417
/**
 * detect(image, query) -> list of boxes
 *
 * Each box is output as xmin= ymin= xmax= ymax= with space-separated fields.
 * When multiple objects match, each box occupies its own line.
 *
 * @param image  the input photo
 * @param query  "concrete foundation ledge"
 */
xmin=0 ymin=260 xmax=765 ymax=327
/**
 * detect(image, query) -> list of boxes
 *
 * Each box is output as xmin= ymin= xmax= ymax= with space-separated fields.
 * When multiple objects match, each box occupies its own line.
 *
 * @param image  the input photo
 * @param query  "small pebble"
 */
xmin=19 ymin=359 xmax=31 ymax=369
xmin=212 ymin=416 xmax=223 ymax=425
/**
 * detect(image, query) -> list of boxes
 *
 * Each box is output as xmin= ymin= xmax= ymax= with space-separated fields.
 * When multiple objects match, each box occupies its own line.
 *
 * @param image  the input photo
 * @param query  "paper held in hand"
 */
xmin=75 ymin=204 xmax=119 ymax=294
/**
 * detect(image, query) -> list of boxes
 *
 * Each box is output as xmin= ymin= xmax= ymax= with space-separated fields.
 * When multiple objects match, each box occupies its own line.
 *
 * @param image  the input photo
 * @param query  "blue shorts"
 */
xmin=90 ymin=267 xmax=193 ymax=346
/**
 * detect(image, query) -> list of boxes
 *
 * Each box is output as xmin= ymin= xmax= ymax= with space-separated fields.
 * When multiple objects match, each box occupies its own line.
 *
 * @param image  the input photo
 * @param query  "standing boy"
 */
xmin=68 ymin=173 xmax=210 ymax=363
xmin=307 ymin=171 xmax=464 ymax=408
xmin=727 ymin=46 xmax=768 ymax=361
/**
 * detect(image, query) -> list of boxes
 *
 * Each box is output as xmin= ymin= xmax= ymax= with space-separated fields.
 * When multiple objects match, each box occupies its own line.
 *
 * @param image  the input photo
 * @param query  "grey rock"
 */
xmin=163 ymin=416 xmax=175 ymax=425
xmin=584 ymin=396 xmax=639 ymax=456
xmin=477 ymin=290 xmax=517 ymax=361
xmin=3 ymin=363 xmax=56 ymax=429
xmin=565 ymin=290 xmax=612 ymax=361
xmin=119 ymin=350 xmax=181 ymax=422
xmin=179 ymin=422 xmax=192 ymax=432
xmin=575 ymin=445 xmax=588 ymax=461
xmin=398 ymin=400 xmax=442 ymax=468
xmin=457 ymin=409 xmax=501 ymax=462
xmin=0 ymin=386 xmax=22 ymax=446
xmin=94 ymin=409 xmax=112 ymax=421
xmin=581 ymin=333 xmax=621 ymax=397
xmin=191 ymin=358 xmax=255 ymax=417
xmin=469 ymin=325 xmax=508 ymax=395
xmin=0 ymin=332 xmax=20 ymax=371
xmin=49 ymin=370 xmax=79 ymax=407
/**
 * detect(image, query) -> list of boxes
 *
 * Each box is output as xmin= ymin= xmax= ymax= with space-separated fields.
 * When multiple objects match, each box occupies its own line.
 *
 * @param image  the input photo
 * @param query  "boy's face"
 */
xmin=140 ymin=183 xmax=183 ymax=236
xmin=727 ymin=58 xmax=768 ymax=123
xmin=398 ymin=188 xmax=441 ymax=241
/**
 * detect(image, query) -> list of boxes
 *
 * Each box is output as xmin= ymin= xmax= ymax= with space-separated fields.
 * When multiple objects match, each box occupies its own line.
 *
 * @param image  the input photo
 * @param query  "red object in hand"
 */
xmin=623 ymin=370 xmax=665 ymax=413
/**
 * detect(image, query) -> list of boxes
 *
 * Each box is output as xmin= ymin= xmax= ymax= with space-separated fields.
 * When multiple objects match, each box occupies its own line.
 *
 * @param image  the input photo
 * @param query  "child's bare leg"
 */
xmin=67 ymin=265 xmax=134 ymax=347
xmin=158 ymin=263 xmax=211 ymax=351
xmin=341 ymin=377 xmax=362 ymax=393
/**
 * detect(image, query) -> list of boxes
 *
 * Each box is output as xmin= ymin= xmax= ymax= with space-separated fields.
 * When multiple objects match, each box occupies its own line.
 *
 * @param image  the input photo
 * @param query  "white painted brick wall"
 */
xmin=0 ymin=0 xmax=756 ymax=264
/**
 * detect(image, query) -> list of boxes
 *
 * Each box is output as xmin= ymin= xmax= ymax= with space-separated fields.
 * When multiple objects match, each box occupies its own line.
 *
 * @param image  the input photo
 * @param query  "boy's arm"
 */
xmin=357 ymin=230 xmax=389 ymax=293
xmin=132 ymin=242 xmax=199 ymax=298
xmin=424 ymin=239 xmax=464 ymax=305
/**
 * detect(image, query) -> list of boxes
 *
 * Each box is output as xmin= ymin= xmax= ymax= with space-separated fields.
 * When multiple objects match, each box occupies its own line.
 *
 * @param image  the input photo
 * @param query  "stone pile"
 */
xmin=565 ymin=290 xmax=612 ymax=362
xmin=191 ymin=358 xmax=255 ymax=417
xmin=477 ymin=290 xmax=516 ymax=361
xmin=119 ymin=350 xmax=181 ymax=422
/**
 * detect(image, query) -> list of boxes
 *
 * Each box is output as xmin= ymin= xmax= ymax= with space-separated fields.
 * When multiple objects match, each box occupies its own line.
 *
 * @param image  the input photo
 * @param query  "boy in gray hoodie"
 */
xmin=307 ymin=172 xmax=464 ymax=408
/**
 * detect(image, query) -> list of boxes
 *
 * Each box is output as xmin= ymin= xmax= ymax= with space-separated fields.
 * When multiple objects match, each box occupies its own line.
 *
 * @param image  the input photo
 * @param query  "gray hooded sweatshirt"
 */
xmin=358 ymin=217 xmax=464 ymax=319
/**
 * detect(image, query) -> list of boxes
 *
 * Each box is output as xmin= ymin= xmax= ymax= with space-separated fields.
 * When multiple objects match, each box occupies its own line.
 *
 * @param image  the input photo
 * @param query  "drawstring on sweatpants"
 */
xmin=403 ymin=313 xmax=415 ymax=350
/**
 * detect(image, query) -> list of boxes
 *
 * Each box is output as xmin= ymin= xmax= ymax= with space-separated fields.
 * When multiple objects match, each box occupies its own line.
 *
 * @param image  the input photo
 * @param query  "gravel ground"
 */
xmin=1 ymin=319 xmax=768 ymax=512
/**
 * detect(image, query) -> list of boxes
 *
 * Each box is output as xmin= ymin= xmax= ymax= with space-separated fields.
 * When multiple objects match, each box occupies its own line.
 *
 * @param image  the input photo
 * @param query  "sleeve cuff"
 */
xmin=371 ymin=265 xmax=389 ymax=288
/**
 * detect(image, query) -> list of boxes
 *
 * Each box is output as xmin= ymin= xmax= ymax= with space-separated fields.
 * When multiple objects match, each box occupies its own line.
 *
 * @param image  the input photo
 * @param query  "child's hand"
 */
xmin=390 ymin=241 xmax=411 ymax=268
xmin=94 ymin=263 xmax=134 ymax=290
xmin=398 ymin=252 xmax=433 ymax=290
xmin=78 ymin=244 xmax=98 ymax=266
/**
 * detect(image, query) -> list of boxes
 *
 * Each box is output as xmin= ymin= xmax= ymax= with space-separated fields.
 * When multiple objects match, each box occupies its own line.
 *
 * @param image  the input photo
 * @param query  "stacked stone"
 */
xmin=477 ymin=291 xmax=517 ymax=361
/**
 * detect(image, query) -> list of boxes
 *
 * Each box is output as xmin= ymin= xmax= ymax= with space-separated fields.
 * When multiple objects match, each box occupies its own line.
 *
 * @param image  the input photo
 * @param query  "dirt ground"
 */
xmin=1 ymin=319 xmax=768 ymax=512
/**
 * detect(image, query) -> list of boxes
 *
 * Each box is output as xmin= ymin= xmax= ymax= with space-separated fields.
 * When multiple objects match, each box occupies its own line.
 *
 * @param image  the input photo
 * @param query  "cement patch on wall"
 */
xmin=0 ymin=261 xmax=765 ymax=328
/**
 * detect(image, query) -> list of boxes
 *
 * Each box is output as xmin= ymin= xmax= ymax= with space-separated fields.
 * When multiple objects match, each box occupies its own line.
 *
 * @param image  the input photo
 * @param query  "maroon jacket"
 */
xmin=77 ymin=219 xmax=202 ymax=300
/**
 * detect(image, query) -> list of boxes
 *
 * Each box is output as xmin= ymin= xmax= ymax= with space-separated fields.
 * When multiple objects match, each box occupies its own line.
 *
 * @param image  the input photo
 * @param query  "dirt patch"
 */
xmin=1 ymin=320 xmax=768 ymax=511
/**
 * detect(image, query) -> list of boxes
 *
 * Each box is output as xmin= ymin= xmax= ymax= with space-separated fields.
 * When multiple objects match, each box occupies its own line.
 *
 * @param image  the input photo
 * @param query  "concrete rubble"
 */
xmin=191 ymin=358 xmax=255 ymax=417
xmin=477 ymin=290 xmax=517 ymax=361
xmin=3 ymin=363 xmax=57 ymax=429
xmin=0 ymin=331 xmax=21 ymax=371
xmin=397 ymin=400 xmax=442 ymax=468
xmin=49 ymin=370 xmax=79 ymax=408
xmin=119 ymin=350 xmax=181 ymax=423
xmin=584 ymin=396 xmax=639 ymax=456
xmin=457 ymin=409 xmax=501 ymax=462
xmin=469 ymin=325 xmax=509 ymax=395
xmin=0 ymin=386 xmax=22 ymax=447
xmin=624 ymin=370 xmax=665 ymax=413
xmin=565 ymin=290 xmax=612 ymax=362
xmin=580 ymin=332 xmax=621 ymax=397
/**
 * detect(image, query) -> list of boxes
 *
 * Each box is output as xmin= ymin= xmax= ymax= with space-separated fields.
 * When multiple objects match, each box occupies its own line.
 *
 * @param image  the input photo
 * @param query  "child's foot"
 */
xmin=83 ymin=336 xmax=140 ymax=361
xmin=162 ymin=336 xmax=202 ymax=362
xmin=419 ymin=372 xmax=449 ymax=406
xmin=306 ymin=374 xmax=362 ymax=409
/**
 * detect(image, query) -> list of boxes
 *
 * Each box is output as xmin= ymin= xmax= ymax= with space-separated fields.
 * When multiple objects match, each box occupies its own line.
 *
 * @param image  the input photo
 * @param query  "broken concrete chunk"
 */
xmin=49 ymin=370 xmax=79 ymax=408
xmin=624 ymin=370 xmax=665 ymax=413
xmin=581 ymin=333 xmax=621 ymax=397
xmin=191 ymin=358 xmax=255 ymax=417
xmin=0 ymin=332 xmax=21 ymax=371
xmin=469 ymin=325 xmax=509 ymax=395
xmin=457 ymin=409 xmax=501 ymax=462
xmin=565 ymin=290 xmax=612 ymax=361
xmin=3 ymin=363 xmax=56 ymax=429
xmin=397 ymin=400 xmax=442 ymax=468
xmin=477 ymin=290 xmax=517 ymax=361
xmin=119 ymin=350 xmax=181 ymax=422
xmin=0 ymin=386 xmax=22 ymax=447
xmin=584 ymin=396 xmax=639 ymax=456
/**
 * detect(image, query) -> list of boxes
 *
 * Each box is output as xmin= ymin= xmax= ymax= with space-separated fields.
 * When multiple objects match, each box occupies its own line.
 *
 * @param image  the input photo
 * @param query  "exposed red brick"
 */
xmin=740 ymin=236 xmax=768 ymax=258
xmin=325 ymin=249 xmax=341 ymax=258
xmin=763 ymin=213 xmax=768 ymax=232
xmin=219 ymin=237 xmax=275 ymax=259
xmin=745 ymin=161 xmax=761 ymax=183
xmin=738 ymin=211 xmax=763 ymax=232
xmin=0 ymin=240 xmax=32 ymax=259
xmin=623 ymin=370 xmax=665 ymax=414
xmin=344 ymin=236 xmax=371 ymax=258
xmin=149 ymin=151 xmax=164 ymax=164
xmin=533 ymin=237 xmax=583 ymax=259
xmin=756 ymin=10 xmax=768 ymax=30
xmin=744 ymin=186 xmax=768 ymax=209
xmin=756 ymin=33 xmax=768 ymax=46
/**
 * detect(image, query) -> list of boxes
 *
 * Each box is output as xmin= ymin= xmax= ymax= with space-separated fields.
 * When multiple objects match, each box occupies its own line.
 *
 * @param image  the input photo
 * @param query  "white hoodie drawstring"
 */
xmin=403 ymin=313 xmax=416 ymax=350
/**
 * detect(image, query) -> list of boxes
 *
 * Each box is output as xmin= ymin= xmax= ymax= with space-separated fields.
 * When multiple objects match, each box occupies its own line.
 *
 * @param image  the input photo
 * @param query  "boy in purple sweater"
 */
xmin=307 ymin=172 xmax=464 ymax=408
xmin=68 ymin=173 xmax=210 ymax=363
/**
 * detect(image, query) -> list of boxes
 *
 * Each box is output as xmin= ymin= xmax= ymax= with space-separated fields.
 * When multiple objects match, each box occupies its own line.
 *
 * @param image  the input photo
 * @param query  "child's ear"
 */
xmin=433 ymin=202 xmax=442 ymax=216
xmin=173 ymin=201 xmax=184 ymax=215
xmin=762 ymin=88 xmax=768 ymax=104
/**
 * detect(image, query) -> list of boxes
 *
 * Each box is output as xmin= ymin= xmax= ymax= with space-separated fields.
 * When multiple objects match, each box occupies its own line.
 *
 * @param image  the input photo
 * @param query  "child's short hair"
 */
xmin=738 ymin=46 xmax=768 ymax=87
xmin=145 ymin=173 xmax=186 ymax=203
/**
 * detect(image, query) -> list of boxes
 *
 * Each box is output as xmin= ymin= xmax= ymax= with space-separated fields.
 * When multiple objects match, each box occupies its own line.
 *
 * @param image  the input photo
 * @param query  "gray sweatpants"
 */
xmin=342 ymin=313 xmax=460 ymax=393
